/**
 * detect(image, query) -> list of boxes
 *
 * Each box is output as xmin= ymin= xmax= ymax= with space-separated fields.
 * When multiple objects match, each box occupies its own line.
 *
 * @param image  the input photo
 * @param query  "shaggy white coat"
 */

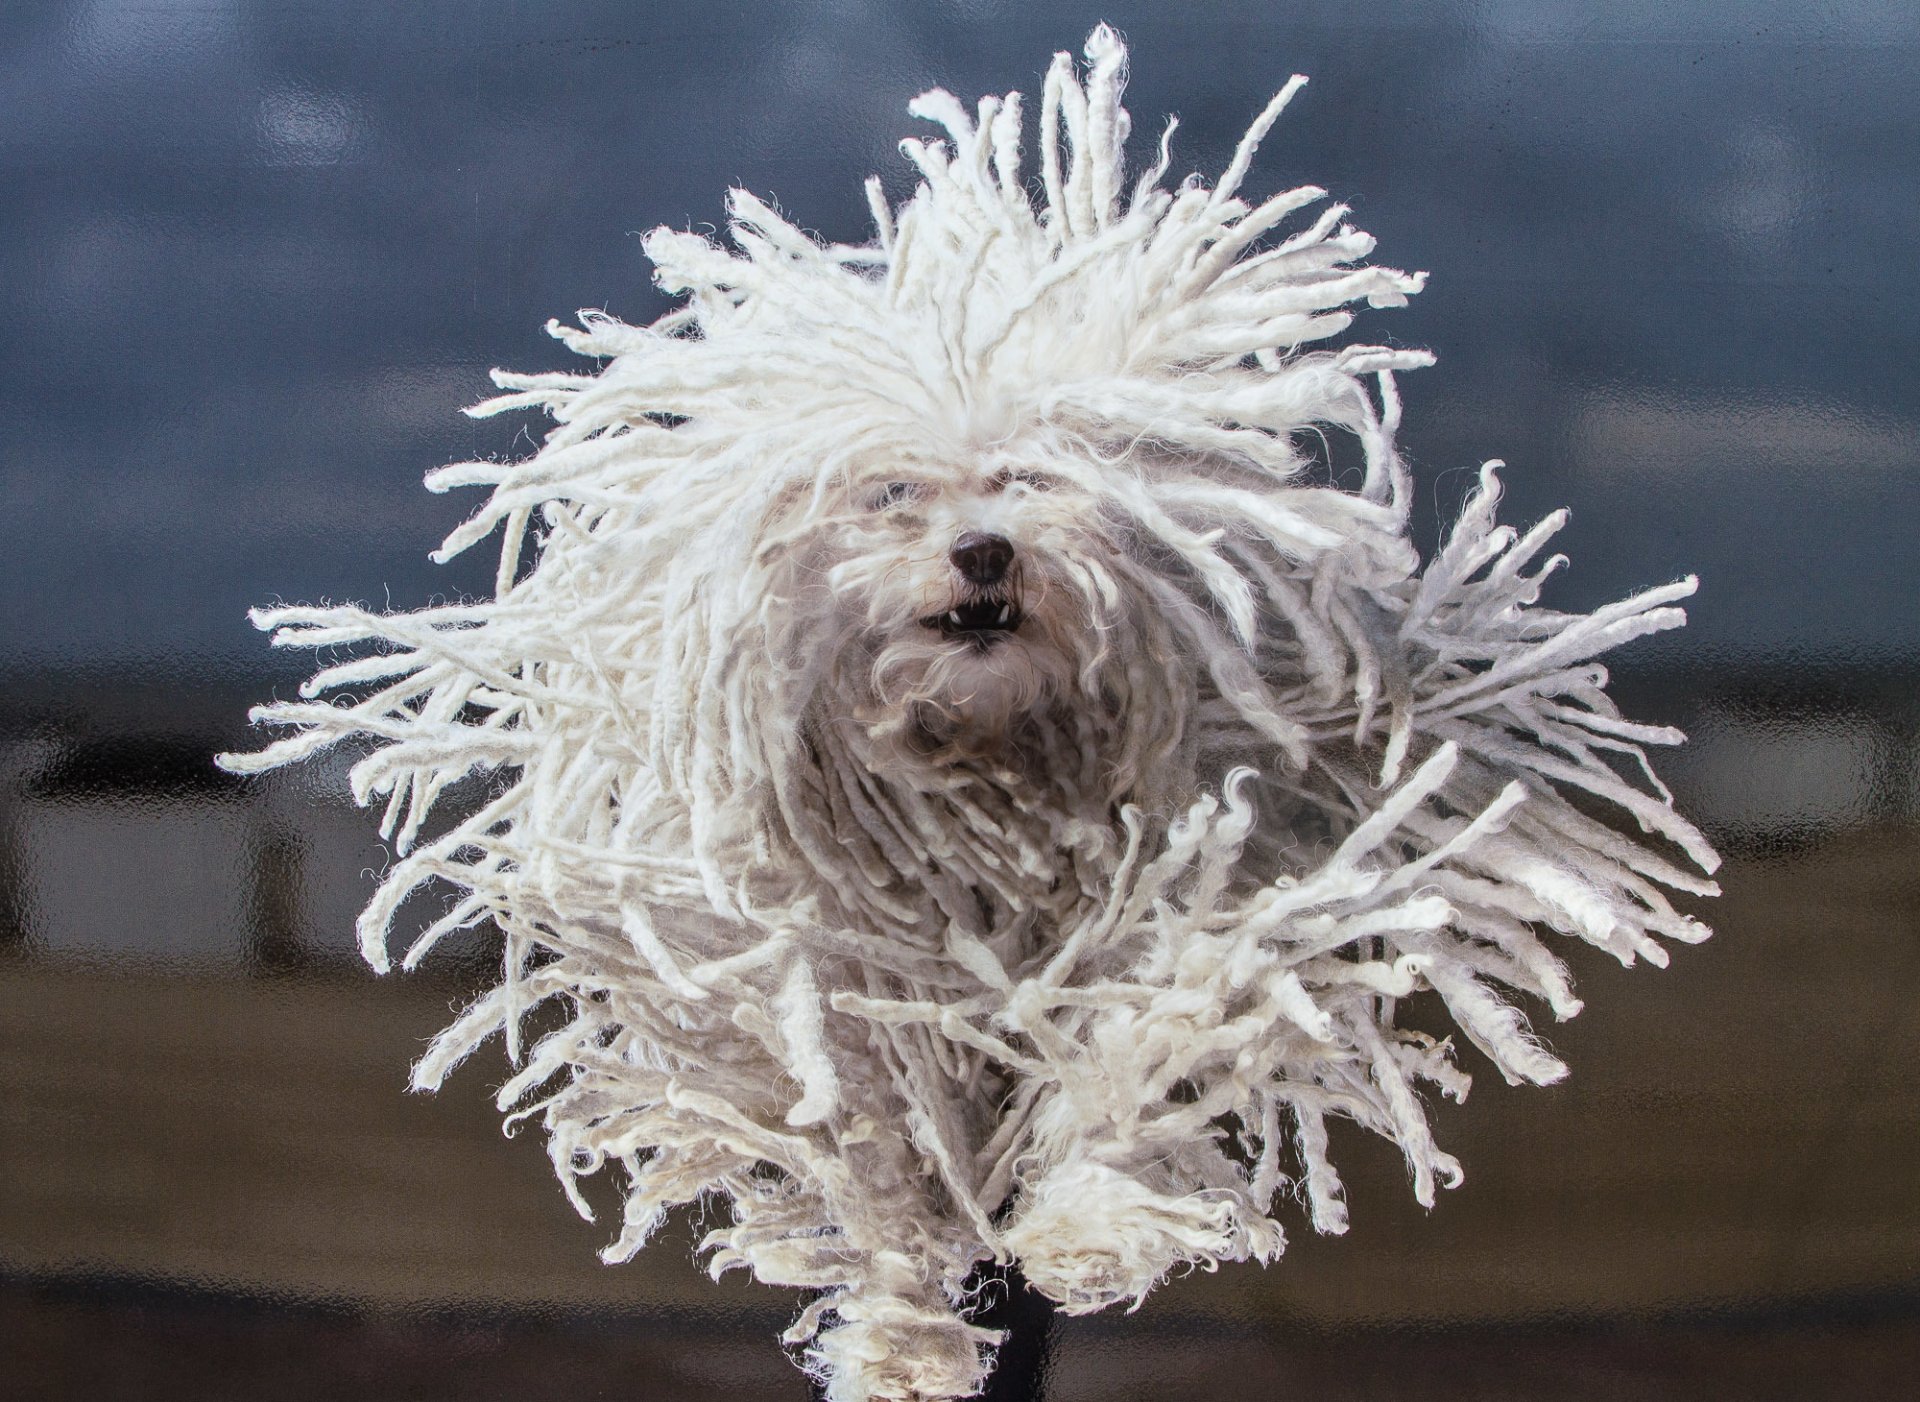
xmin=224 ymin=28 xmax=1718 ymax=1402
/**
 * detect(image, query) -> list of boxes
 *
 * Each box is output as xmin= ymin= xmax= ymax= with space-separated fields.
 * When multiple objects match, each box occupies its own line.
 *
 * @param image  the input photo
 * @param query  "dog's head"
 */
xmin=680 ymin=419 xmax=1414 ymax=825
xmin=426 ymin=32 xmax=1430 ymax=891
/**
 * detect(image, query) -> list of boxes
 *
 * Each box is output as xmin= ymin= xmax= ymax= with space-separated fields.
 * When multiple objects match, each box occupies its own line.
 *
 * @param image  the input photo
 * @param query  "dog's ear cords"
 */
xmin=224 ymin=26 xmax=1717 ymax=1402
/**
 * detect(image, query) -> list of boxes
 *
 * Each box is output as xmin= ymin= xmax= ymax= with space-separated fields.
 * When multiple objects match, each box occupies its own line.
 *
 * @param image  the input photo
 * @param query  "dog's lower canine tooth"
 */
xmin=997 ymin=606 xmax=1010 ymax=623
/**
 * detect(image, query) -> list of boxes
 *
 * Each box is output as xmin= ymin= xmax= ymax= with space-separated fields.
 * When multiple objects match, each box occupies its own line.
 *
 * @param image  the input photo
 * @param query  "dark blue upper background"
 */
xmin=3 ymin=0 xmax=1916 ymax=688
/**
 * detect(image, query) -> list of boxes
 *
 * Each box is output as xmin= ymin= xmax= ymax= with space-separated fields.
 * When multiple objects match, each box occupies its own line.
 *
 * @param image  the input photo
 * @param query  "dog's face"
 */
xmin=842 ymin=459 xmax=1081 ymax=743
xmin=759 ymin=447 xmax=1184 ymax=779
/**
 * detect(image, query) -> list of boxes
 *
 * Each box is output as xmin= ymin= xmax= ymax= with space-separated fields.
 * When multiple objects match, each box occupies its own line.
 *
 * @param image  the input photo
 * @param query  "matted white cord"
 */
xmin=223 ymin=27 xmax=1717 ymax=1402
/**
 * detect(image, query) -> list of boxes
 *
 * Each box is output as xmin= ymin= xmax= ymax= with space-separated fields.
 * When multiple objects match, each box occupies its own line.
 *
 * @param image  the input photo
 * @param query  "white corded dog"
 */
xmin=223 ymin=27 xmax=1718 ymax=1402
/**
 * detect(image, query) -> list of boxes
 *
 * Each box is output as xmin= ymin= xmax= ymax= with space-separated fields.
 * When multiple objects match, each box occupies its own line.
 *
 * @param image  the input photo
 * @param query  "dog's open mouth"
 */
xmin=921 ymin=597 xmax=1023 ymax=644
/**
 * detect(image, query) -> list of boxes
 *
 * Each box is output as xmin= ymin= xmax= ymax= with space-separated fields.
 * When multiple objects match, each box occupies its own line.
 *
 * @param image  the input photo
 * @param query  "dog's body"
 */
xmin=226 ymin=29 xmax=1717 ymax=1402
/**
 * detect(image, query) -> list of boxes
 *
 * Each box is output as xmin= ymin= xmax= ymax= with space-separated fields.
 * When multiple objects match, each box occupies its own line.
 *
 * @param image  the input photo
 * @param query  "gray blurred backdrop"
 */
xmin=2 ymin=3 xmax=1917 ymax=1399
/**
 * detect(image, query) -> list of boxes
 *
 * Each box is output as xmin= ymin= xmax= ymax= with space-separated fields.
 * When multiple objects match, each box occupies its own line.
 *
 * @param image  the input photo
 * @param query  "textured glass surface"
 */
xmin=2 ymin=2 xmax=1916 ymax=1398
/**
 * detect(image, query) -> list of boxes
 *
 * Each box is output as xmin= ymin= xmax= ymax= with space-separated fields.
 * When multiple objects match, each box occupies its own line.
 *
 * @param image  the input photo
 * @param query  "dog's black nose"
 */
xmin=950 ymin=531 xmax=1014 ymax=585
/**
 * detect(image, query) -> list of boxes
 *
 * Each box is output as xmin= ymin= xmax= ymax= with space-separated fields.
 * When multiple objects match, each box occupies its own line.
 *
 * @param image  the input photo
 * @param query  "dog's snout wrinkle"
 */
xmin=951 ymin=531 xmax=1014 ymax=585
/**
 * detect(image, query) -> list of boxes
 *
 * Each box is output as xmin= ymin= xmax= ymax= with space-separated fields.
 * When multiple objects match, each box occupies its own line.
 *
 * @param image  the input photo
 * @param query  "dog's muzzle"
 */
xmin=922 ymin=531 xmax=1023 ymax=644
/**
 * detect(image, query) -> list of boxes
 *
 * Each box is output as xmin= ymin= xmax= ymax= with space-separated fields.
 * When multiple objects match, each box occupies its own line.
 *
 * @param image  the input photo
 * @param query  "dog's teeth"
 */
xmin=997 ymin=606 xmax=1009 ymax=623
xmin=948 ymin=610 xmax=962 ymax=625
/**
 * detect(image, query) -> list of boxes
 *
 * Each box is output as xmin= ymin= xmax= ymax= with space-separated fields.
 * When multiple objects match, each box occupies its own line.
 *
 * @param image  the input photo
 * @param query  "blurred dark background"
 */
xmin=2 ymin=2 xmax=1917 ymax=1398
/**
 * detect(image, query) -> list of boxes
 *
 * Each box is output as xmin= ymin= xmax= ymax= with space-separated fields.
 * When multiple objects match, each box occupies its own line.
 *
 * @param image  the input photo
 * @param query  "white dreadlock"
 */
xmin=223 ymin=26 xmax=1717 ymax=1402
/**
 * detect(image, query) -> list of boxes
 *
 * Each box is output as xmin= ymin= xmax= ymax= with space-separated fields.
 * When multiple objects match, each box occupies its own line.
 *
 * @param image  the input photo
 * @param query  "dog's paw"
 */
xmin=1003 ymin=1160 xmax=1277 ymax=1313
